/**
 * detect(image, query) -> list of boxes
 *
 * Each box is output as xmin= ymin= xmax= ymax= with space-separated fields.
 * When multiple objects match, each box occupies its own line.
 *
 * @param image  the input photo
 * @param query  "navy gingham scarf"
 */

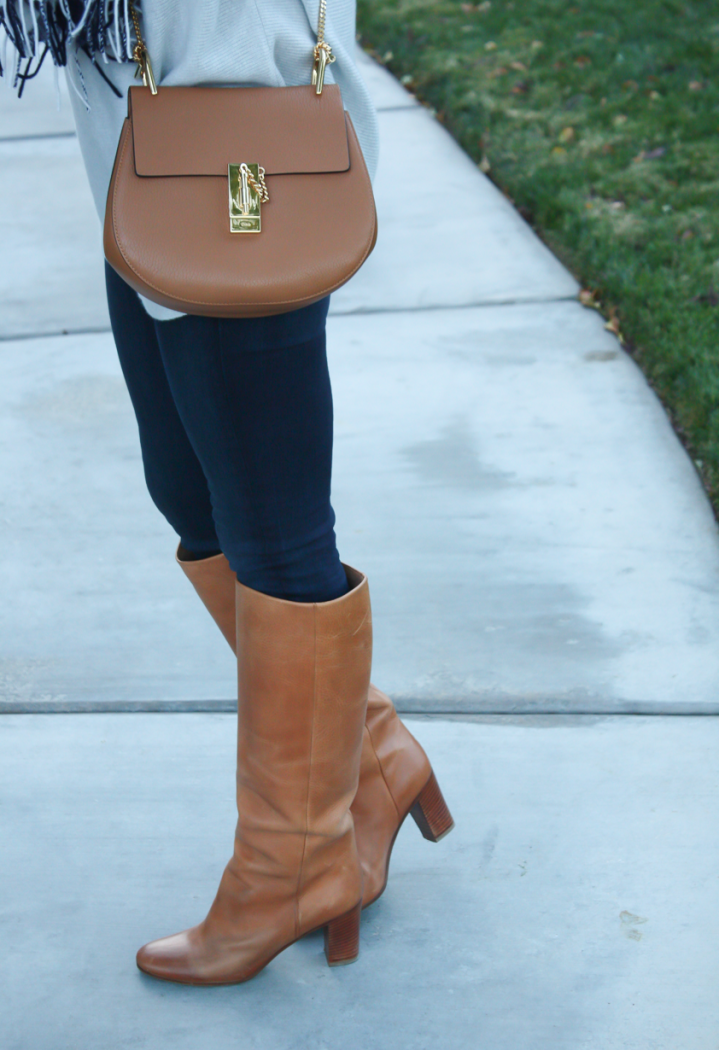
xmin=0 ymin=1 xmax=137 ymax=95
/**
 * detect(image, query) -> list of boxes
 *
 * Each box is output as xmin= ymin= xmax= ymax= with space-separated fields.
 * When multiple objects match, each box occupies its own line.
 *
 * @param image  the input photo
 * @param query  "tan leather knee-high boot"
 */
xmin=177 ymin=548 xmax=454 ymax=909
xmin=136 ymin=567 xmax=371 ymax=984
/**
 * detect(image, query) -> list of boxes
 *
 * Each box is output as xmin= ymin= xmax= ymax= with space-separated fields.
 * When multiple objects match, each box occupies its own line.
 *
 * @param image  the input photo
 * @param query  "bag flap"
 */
xmin=129 ymin=84 xmax=350 ymax=177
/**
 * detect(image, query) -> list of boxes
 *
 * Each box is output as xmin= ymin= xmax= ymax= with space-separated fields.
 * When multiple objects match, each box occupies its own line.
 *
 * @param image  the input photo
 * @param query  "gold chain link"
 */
xmin=129 ymin=0 xmax=143 ymax=51
xmin=241 ymin=163 xmax=270 ymax=204
xmin=316 ymin=0 xmax=328 ymax=47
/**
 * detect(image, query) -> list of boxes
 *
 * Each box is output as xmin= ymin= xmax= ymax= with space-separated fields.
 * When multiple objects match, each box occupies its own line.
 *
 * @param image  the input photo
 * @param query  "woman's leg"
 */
xmin=105 ymin=263 xmax=221 ymax=557
xmin=152 ymin=298 xmax=348 ymax=604
xmin=106 ymin=263 xmax=344 ymax=601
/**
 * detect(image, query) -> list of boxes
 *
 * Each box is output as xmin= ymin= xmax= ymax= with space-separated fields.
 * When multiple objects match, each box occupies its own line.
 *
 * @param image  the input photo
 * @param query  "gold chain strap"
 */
xmin=128 ymin=0 xmax=333 ymax=96
xmin=312 ymin=0 xmax=335 ymax=94
xmin=129 ymin=1 xmax=157 ymax=94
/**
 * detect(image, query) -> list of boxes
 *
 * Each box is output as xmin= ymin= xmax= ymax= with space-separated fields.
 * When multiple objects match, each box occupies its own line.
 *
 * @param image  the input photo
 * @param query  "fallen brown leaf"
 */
xmin=604 ymin=306 xmax=626 ymax=346
xmin=579 ymin=289 xmax=601 ymax=309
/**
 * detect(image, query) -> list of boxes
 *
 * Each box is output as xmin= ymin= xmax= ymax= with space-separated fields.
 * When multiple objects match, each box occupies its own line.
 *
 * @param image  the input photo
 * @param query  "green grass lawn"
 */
xmin=357 ymin=0 xmax=719 ymax=512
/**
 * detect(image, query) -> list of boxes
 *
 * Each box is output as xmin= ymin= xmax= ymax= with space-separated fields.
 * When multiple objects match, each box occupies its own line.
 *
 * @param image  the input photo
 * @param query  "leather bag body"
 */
xmin=103 ymin=84 xmax=377 ymax=317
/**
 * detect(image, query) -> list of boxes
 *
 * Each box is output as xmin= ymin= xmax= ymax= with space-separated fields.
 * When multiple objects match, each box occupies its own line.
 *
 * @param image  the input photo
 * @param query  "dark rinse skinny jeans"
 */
xmin=105 ymin=263 xmax=348 ymax=604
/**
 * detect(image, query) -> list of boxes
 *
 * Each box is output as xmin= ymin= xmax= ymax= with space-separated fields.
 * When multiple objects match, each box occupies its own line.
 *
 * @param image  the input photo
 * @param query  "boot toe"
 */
xmin=136 ymin=930 xmax=197 ymax=983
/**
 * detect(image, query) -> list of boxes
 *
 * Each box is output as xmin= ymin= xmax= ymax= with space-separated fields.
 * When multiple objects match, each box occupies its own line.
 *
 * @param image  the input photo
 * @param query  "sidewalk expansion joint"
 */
xmin=331 ymin=294 xmax=580 ymax=318
xmin=2 ymin=701 xmax=718 ymax=716
xmin=0 ymin=325 xmax=112 ymax=343
xmin=0 ymin=131 xmax=77 ymax=143
xmin=0 ymin=295 xmax=579 ymax=344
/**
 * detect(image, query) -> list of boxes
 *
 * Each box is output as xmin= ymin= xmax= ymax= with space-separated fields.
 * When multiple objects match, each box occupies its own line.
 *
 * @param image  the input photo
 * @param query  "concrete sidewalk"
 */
xmin=1 ymin=49 xmax=718 ymax=1050
xmin=2 ymin=713 xmax=718 ymax=1050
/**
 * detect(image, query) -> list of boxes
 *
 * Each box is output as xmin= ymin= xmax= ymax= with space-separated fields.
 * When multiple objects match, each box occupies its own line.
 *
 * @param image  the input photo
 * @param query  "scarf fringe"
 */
xmin=0 ymin=1 xmax=137 ymax=93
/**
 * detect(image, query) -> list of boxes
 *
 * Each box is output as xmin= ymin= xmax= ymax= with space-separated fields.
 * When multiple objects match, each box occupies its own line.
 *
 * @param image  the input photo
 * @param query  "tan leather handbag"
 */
xmin=103 ymin=1 xmax=377 ymax=317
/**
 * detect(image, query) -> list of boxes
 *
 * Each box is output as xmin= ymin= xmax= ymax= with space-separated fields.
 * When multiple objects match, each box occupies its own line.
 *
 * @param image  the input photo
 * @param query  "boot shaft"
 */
xmin=233 ymin=568 xmax=371 ymax=918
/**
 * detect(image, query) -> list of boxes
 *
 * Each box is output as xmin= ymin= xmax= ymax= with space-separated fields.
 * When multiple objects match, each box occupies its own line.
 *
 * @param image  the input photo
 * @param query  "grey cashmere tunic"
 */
xmin=61 ymin=0 xmax=379 ymax=319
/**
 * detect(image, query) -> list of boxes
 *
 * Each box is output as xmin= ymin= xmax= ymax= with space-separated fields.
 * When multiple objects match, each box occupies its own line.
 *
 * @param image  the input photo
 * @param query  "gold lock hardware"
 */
xmin=228 ymin=163 xmax=269 ymax=233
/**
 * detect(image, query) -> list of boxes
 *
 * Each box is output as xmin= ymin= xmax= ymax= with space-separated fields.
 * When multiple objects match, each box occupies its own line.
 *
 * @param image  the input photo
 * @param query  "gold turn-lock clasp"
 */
xmin=228 ymin=163 xmax=269 ymax=234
